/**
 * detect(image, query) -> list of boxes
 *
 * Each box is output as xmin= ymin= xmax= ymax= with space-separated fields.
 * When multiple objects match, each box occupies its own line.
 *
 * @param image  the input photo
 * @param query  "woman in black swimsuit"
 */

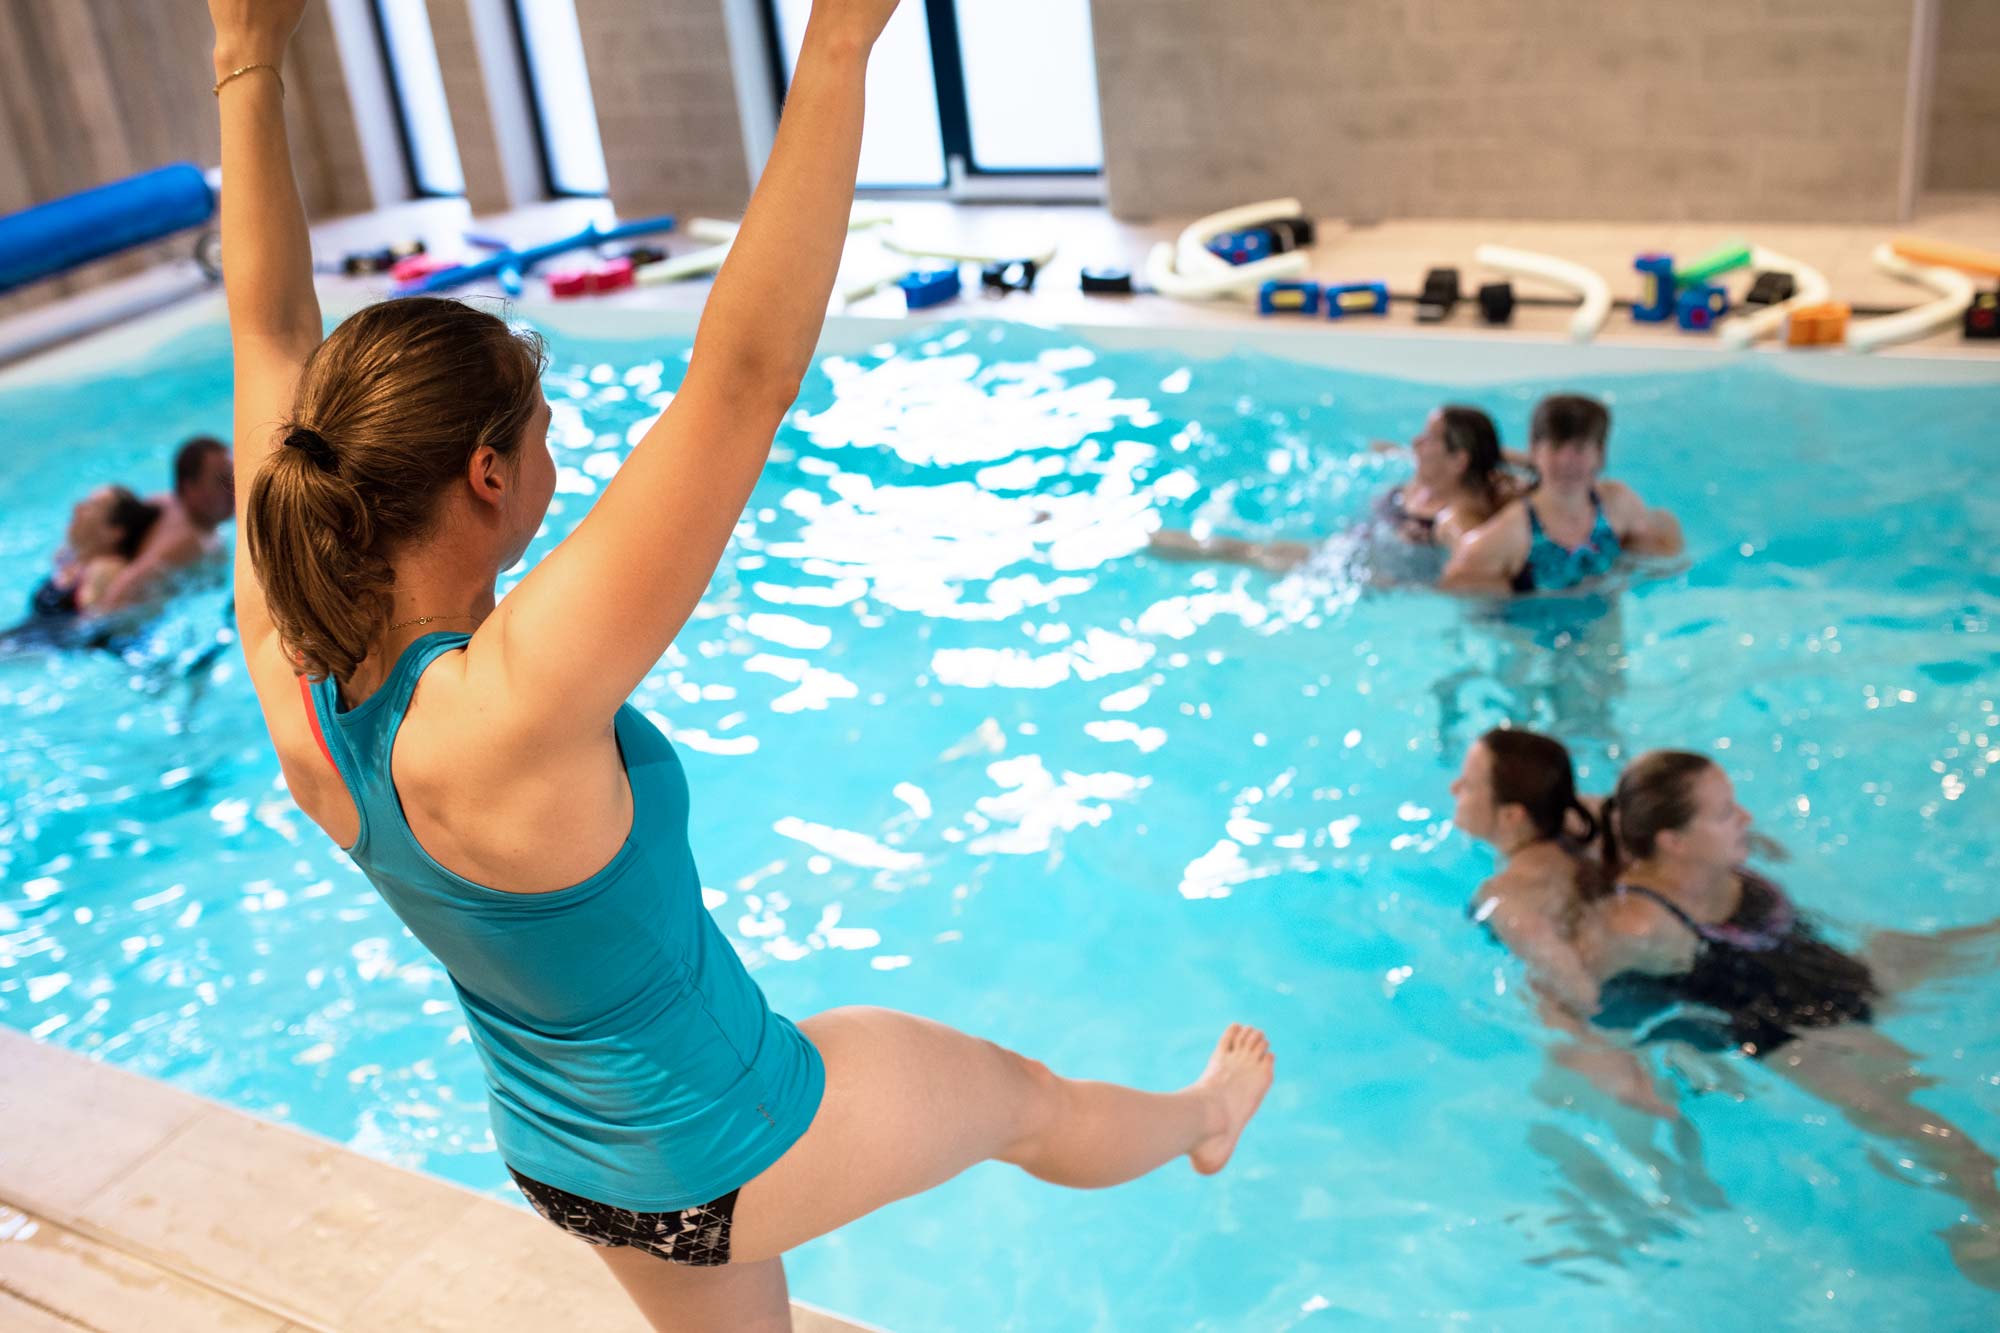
xmin=1592 ymin=750 xmax=2000 ymax=1283
xmin=4 ymin=486 xmax=162 ymax=649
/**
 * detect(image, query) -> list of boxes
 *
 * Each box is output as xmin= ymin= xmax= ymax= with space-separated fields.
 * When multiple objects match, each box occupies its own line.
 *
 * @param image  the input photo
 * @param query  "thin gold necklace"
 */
xmin=388 ymin=613 xmax=476 ymax=632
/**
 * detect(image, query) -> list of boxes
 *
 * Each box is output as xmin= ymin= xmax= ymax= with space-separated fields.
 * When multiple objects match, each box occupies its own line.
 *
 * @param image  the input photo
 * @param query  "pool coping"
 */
xmin=0 ymin=1025 xmax=886 ymax=1333
xmin=6 ymin=283 xmax=2000 ymax=396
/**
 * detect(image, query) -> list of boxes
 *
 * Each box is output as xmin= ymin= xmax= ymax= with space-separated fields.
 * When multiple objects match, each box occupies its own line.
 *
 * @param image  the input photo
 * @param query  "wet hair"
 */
xmin=102 ymin=486 xmax=163 ymax=560
xmin=1480 ymin=727 xmax=1599 ymax=847
xmin=1435 ymin=405 xmax=1505 ymax=510
xmin=1598 ymin=750 xmax=1717 ymax=878
xmin=173 ymin=436 xmax=229 ymax=495
xmin=244 ymin=297 xmax=547 ymax=682
xmin=1529 ymin=394 xmax=1610 ymax=453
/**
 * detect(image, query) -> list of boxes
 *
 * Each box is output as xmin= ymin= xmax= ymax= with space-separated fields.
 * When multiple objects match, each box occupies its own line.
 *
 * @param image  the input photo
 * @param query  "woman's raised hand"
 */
xmin=208 ymin=0 xmax=308 ymax=71
xmin=804 ymin=0 xmax=906 ymax=52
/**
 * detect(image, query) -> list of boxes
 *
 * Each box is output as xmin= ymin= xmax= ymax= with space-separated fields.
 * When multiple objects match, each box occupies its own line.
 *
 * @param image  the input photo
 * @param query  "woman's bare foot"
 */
xmin=1189 ymin=1023 xmax=1275 ymax=1175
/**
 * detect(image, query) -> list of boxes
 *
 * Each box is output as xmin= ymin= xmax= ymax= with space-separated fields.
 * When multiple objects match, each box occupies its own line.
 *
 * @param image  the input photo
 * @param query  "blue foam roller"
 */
xmin=0 ymin=164 xmax=215 ymax=294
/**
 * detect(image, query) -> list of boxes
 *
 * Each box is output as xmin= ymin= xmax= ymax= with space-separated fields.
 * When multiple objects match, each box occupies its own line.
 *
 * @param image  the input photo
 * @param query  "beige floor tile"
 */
xmin=0 ymin=1029 xmax=206 ymax=1216
xmin=0 ymin=1289 xmax=94 ymax=1332
xmin=76 ymin=1107 xmax=480 ymax=1328
xmin=344 ymin=1195 xmax=649 ymax=1333
xmin=0 ymin=1204 xmax=285 ymax=1333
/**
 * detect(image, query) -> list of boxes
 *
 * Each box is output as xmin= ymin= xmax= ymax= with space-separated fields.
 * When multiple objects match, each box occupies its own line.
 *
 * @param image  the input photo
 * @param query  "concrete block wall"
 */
xmin=571 ymin=0 xmax=753 ymax=216
xmin=1089 ymin=0 xmax=1920 ymax=223
xmin=1928 ymin=0 xmax=2000 ymax=191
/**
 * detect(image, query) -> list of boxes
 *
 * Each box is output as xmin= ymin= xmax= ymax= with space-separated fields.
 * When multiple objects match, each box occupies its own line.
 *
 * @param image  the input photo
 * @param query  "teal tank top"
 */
xmin=307 ymin=631 xmax=824 ymax=1211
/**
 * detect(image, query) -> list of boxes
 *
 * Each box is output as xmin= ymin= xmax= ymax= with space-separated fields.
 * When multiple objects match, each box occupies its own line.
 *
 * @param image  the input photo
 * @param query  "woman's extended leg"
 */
xmin=596 ymin=1253 xmax=793 ymax=1333
xmin=727 ymin=1007 xmax=1273 ymax=1264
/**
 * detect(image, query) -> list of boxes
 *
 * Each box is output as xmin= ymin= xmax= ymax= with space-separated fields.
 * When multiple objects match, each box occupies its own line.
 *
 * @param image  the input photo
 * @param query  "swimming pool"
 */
xmin=2 ymin=305 xmax=1997 ymax=1330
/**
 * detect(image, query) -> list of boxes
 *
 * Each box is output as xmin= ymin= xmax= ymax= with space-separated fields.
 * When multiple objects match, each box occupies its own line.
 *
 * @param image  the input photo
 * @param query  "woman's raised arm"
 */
xmin=487 ymin=0 xmax=904 ymax=728
xmin=210 ymin=0 xmax=318 ymax=653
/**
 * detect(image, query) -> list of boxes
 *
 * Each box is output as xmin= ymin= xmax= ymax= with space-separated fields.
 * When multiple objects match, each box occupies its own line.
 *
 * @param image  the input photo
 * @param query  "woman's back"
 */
xmin=308 ymin=631 xmax=823 ymax=1211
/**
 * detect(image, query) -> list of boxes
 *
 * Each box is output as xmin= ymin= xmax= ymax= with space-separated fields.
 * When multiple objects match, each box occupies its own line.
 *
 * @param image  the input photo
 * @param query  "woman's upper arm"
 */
xmin=484 ymin=371 xmax=797 ymax=731
xmin=230 ymin=339 xmax=315 ymax=654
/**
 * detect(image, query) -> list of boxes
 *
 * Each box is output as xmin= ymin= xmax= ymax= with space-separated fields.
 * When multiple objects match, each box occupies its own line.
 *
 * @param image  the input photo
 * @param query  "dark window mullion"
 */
xmin=921 ymin=0 xmax=973 ymax=176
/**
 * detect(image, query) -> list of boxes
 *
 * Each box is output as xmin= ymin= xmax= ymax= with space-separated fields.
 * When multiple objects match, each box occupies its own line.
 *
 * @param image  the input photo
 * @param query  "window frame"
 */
xmin=370 ymin=0 xmax=466 ymax=199
xmin=758 ymin=0 xmax=1104 ymax=194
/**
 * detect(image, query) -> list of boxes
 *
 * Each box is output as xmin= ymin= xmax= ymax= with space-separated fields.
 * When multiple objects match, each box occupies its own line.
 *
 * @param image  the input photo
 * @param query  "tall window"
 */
xmin=373 ymin=0 xmax=465 ymax=197
xmin=762 ymin=0 xmax=1103 ymax=189
xmin=512 ymin=0 xmax=611 ymax=197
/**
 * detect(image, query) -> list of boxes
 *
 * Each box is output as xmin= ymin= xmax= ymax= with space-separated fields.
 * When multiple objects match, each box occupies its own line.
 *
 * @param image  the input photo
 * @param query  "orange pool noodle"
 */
xmin=1785 ymin=301 xmax=1850 ymax=347
xmin=1888 ymin=236 xmax=2000 ymax=280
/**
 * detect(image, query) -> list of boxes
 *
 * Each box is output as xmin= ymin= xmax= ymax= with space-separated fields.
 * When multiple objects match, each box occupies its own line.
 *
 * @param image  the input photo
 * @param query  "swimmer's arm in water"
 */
xmin=1439 ymin=502 xmax=1529 ymax=593
xmin=210 ymin=0 xmax=320 ymax=667
xmin=1597 ymin=479 xmax=1684 ymax=558
xmin=487 ymin=3 xmax=898 ymax=726
xmin=94 ymin=525 xmax=205 ymax=615
xmin=1476 ymin=885 xmax=1601 ymax=1015
xmin=73 ymin=557 xmax=128 ymax=613
xmin=1147 ymin=529 xmax=1315 ymax=573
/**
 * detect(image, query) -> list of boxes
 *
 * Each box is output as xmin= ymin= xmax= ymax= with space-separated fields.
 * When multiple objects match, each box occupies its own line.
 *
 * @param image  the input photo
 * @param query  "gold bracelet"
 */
xmin=213 ymin=63 xmax=282 ymax=97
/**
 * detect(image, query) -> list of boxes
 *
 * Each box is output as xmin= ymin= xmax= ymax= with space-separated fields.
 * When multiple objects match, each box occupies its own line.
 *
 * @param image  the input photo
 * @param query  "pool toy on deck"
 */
xmin=1476 ymin=245 xmax=1611 ymax=341
xmin=1847 ymin=243 xmax=1976 ymax=353
xmin=1208 ymin=230 xmax=1274 ymax=266
xmin=1258 ymin=280 xmax=1321 ymax=315
xmin=1674 ymin=241 xmax=1753 ymax=289
xmin=1718 ymin=246 xmax=1829 ymax=348
xmin=340 ymin=238 xmax=426 ymax=276
xmin=1145 ymin=198 xmax=1313 ymax=302
xmin=1632 ymin=254 xmax=1677 ymax=322
xmin=1477 ymin=281 xmax=1515 ymax=325
xmin=1743 ymin=271 xmax=1797 ymax=307
xmin=1967 ymin=290 xmax=2000 ymax=340
xmin=1416 ymin=267 xmax=1460 ymax=322
xmin=1785 ymin=302 xmax=1850 ymax=347
xmin=898 ymin=268 xmax=963 ymax=310
xmin=1675 ymin=281 xmax=1729 ymax=332
xmin=0 ymin=163 xmax=217 ymax=295
xmin=1081 ymin=266 xmax=1137 ymax=295
xmin=547 ymin=257 xmax=636 ymax=299
xmin=1887 ymin=236 xmax=2000 ymax=281
xmin=1324 ymin=281 xmax=1389 ymax=318
xmin=980 ymin=259 xmax=1041 ymax=294
xmin=397 ymin=214 xmax=677 ymax=295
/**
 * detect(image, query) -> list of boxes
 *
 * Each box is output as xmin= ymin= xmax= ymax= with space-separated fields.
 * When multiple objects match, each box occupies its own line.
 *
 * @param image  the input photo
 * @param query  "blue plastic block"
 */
xmin=898 ymin=267 xmax=963 ymax=310
xmin=1633 ymin=253 xmax=1676 ymax=323
xmin=1324 ymin=281 xmax=1389 ymax=318
xmin=1207 ymin=229 xmax=1274 ymax=266
xmin=1258 ymin=280 xmax=1322 ymax=315
xmin=1675 ymin=280 xmax=1729 ymax=332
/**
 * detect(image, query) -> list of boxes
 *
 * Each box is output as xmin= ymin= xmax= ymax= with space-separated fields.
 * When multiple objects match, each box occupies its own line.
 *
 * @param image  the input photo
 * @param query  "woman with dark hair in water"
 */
xmin=1458 ymin=737 xmax=2000 ymax=1280
xmin=31 ymin=486 xmax=162 ymax=617
xmin=1149 ymin=405 xmax=1516 ymax=576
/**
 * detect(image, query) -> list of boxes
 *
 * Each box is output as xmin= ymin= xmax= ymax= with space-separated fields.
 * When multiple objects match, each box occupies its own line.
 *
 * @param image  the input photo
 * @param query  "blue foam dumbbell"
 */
xmin=898 ymin=267 xmax=962 ymax=310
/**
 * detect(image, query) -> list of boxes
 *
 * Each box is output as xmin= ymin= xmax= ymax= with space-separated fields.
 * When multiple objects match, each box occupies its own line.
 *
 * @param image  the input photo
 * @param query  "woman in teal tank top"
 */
xmin=211 ymin=1 xmax=1273 ymax=1324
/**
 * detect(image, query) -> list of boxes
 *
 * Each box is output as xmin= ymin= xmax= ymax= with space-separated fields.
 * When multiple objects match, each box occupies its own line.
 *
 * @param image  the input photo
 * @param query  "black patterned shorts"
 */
xmin=508 ymin=1168 xmax=741 ymax=1267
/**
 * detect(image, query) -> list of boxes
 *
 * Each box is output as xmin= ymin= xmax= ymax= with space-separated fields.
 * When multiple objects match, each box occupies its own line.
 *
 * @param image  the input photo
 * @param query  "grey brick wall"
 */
xmin=1089 ymin=0 xmax=1919 ymax=223
xmin=1928 ymin=0 xmax=2000 ymax=190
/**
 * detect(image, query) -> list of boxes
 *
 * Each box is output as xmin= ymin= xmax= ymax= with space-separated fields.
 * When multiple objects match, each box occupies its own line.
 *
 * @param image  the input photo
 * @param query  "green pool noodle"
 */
xmin=1674 ymin=242 xmax=1754 ymax=286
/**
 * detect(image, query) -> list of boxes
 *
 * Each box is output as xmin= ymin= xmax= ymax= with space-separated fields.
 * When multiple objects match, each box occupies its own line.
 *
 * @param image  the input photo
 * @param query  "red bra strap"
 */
xmin=299 ymin=674 xmax=336 ymax=772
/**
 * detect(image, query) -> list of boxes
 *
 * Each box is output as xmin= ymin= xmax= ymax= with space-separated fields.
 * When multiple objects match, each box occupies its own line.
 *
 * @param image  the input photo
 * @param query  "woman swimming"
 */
xmin=1148 ymin=404 xmax=1514 ymax=576
xmin=212 ymin=1 xmax=1270 ymax=1327
xmin=1460 ymin=740 xmax=2000 ymax=1281
xmin=28 ymin=485 xmax=162 ymax=618
xmin=1442 ymin=394 xmax=1683 ymax=595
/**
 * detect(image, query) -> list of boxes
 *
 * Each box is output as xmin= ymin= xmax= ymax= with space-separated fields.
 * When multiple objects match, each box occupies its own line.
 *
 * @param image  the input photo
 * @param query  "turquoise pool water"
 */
xmin=1 ymin=315 xmax=1997 ymax=1330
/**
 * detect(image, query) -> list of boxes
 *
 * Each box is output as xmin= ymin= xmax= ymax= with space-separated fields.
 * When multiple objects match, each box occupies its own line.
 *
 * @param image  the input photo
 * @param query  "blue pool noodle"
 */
xmin=0 ymin=164 xmax=215 ymax=295
xmin=397 ymin=215 xmax=678 ymax=296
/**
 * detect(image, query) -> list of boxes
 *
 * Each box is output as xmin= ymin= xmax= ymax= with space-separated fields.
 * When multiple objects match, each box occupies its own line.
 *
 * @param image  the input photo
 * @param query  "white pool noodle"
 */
xmin=1475 ymin=244 xmax=1611 ymax=342
xmin=1145 ymin=241 xmax=1309 ymax=300
xmin=1718 ymin=246 xmax=1830 ymax=349
xmin=1847 ymin=244 xmax=1975 ymax=352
